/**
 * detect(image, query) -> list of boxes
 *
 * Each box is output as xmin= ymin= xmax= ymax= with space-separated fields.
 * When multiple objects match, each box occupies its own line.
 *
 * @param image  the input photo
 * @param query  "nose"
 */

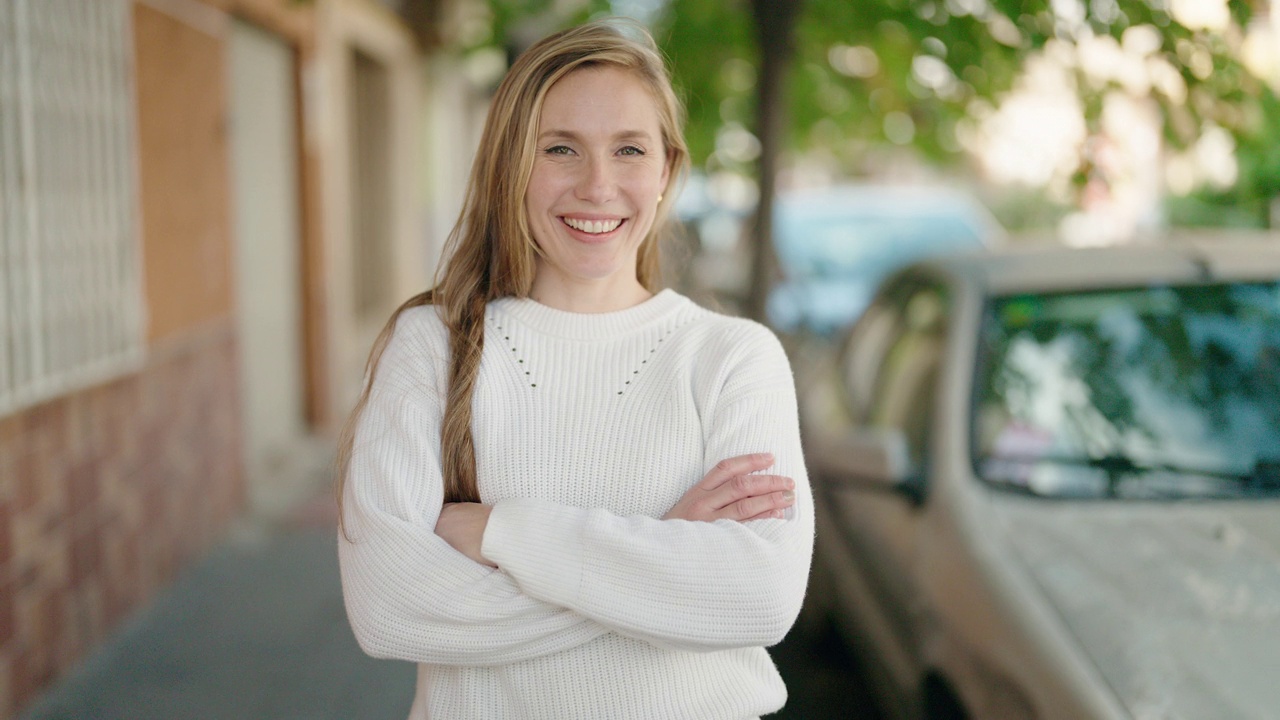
xmin=574 ymin=154 xmax=617 ymax=204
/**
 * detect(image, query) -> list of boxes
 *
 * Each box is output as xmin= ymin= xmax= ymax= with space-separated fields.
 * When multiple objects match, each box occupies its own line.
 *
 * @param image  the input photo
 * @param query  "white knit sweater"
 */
xmin=339 ymin=289 xmax=814 ymax=720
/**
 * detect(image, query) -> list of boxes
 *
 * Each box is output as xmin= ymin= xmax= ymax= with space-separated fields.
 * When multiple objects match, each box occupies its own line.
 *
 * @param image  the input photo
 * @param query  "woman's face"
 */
xmin=525 ymin=66 xmax=670 ymax=303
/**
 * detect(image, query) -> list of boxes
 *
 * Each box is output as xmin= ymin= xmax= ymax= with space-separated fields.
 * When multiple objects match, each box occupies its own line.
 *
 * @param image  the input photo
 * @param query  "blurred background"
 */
xmin=1 ymin=0 xmax=1277 ymax=717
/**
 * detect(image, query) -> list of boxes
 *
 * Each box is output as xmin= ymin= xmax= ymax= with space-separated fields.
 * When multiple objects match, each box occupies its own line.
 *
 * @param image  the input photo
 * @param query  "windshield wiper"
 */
xmin=981 ymin=453 xmax=1280 ymax=498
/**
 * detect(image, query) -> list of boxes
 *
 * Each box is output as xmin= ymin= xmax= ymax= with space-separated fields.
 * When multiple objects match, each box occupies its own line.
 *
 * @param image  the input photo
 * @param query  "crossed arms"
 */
xmin=338 ymin=330 xmax=813 ymax=665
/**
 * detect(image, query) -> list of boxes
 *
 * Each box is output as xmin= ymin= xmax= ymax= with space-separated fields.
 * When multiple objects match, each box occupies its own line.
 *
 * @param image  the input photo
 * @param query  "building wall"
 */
xmin=0 ymin=322 xmax=242 ymax=717
xmin=0 ymin=1 xmax=252 ymax=715
xmin=217 ymin=0 xmax=333 ymax=430
xmin=134 ymin=1 xmax=236 ymax=342
xmin=317 ymin=0 xmax=428 ymax=416
xmin=0 ymin=0 xmax=454 ymax=713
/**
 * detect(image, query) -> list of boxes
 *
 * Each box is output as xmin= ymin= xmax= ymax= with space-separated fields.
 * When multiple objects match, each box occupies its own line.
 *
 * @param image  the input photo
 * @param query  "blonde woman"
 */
xmin=337 ymin=19 xmax=813 ymax=720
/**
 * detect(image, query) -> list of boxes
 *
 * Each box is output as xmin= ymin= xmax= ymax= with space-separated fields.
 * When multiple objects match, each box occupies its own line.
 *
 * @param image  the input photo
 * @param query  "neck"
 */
xmin=529 ymin=273 xmax=653 ymax=314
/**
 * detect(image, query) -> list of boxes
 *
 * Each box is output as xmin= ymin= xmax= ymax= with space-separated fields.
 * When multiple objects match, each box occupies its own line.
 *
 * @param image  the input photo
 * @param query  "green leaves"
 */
xmin=651 ymin=0 xmax=1269 ymax=199
xmin=458 ymin=0 xmax=1275 ymax=219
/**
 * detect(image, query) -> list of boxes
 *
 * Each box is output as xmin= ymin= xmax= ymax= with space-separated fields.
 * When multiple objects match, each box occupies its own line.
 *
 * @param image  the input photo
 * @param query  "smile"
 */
xmin=562 ymin=217 xmax=624 ymax=235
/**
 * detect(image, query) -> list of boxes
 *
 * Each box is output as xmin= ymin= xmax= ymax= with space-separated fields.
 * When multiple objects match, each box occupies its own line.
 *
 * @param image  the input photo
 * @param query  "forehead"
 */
xmin=539 ymin=66 xmax=662 ymax=132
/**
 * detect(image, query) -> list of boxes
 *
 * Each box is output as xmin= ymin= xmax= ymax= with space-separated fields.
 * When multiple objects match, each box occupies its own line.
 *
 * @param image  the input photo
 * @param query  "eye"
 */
xmin=618 ymin=145 xmax=645 ymax=156
xmin=543 ymin=145 xmax=574 ymax=155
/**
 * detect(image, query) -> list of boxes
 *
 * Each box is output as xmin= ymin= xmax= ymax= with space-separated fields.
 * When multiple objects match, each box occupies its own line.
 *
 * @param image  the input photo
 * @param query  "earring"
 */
xmin=658 ymin=194 xmax=664 ymax=203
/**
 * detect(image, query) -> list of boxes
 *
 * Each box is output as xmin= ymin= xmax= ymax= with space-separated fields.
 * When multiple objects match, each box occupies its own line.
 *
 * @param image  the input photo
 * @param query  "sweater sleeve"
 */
xmin=480 ymin=324 xmax=814 ymax=652
xmin=338 ymin=321 xmax=608 ymax=666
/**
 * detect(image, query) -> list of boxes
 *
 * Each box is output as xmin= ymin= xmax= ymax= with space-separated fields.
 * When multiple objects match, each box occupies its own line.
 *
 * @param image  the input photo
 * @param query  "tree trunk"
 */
xmin=744 ymin=0 xmax=801 ymax=323
xmin=399 ymin=0 xmax=449 ymax=50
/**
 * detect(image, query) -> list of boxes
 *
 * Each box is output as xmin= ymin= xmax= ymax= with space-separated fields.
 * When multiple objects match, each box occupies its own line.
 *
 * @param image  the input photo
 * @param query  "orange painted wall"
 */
xmin=133 ymin=2 xmax=234 ymax=342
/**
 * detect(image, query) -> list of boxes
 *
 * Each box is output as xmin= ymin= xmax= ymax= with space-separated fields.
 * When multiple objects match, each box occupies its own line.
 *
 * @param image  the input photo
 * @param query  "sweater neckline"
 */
xmin=492 ymin=289 xmax=687 ymax=340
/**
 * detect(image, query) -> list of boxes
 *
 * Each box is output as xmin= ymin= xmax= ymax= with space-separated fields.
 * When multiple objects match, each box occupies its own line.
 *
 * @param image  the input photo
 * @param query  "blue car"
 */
xmin=769 ymin=185 xmax=1003 ymax=334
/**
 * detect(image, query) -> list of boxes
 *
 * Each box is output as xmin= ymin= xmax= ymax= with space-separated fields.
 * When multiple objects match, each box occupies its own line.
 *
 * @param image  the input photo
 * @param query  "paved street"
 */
xmin=20 ymin=493 xmax=883 ymax=720
xmin=19 ymin=509 xmax=416 ymax=720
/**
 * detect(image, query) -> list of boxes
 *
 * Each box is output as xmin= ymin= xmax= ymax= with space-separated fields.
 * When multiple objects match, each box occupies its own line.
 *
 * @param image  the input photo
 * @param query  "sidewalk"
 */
xmin=19 ymin=455 xmax=416 ymax=720
xmin=18 ymin=446 xmax=875 ymax=720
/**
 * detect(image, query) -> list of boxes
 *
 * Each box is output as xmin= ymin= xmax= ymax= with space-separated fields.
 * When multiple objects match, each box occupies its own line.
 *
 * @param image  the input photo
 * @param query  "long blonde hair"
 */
xmin=336 ymin=19 xmax=690 ymax=530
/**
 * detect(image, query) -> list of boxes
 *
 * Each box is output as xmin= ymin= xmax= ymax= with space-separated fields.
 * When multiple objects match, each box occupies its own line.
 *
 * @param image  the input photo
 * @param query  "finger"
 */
xmin=723 ymin=488 xmax=796 ymax=521
xmin=699 ymin=453 xmax=775 ymax=491
xmin=706 ymin=474 xmax=793 ymax=511
xmin=743 ymin=508 xmax=788 ymax=521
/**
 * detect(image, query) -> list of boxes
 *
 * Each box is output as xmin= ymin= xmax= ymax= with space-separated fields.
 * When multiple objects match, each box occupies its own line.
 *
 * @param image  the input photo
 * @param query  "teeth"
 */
xmin=563 ymin=217 xmax=622 ymax=234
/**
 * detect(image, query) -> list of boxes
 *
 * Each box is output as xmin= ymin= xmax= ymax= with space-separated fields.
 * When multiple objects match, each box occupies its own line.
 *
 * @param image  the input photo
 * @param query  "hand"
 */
xmin=436 ymin=502 xmax=497 ymax=567
xmin=663 ymin=453 xmax=795 ymax=522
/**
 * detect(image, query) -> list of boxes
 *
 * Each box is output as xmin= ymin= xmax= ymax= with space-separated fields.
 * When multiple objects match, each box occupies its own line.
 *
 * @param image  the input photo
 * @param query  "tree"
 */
xmin=403 ymin=0 xmax=1276 ymax=321
xmin=654 ymin=0 xmax=1274 ymax=319
xmin=744 ymin=0 xmax=802 ymax=322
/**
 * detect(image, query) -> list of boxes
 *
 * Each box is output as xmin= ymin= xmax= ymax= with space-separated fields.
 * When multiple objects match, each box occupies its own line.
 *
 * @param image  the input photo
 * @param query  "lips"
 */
xmin=561 ymin=216 xmax=624 ymax=235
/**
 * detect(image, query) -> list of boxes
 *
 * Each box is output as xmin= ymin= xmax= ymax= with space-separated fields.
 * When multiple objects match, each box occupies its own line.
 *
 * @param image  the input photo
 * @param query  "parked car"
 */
xmin=769 ymin=185 xmax=1004 ymax=335
xmin=802 ymin=238 xmax=1280 ymax=720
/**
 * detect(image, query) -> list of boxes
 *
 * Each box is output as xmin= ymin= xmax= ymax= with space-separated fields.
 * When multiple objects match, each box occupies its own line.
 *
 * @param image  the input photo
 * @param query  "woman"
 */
xmin=337 ymin=19 xmax=813 ymax=720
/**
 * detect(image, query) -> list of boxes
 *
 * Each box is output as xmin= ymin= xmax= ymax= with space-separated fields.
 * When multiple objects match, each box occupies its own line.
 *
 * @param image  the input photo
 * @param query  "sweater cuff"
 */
xmin=482 ymin=498 xmax=585 ymax=606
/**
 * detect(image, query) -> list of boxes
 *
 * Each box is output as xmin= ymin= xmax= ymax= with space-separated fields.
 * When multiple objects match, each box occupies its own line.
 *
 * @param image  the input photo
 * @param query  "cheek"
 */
xmin=646 ymin=161 xmax=670 ymax=192
xmin=523 ymin=183 xmax=549 ymax=249
xmin=623 ymin=168 xmax=663 ymax=199
xmin=641 ymin=172 xmax=669 ymax=207
xmin=526 ymin=167 xmax=565 ymax=212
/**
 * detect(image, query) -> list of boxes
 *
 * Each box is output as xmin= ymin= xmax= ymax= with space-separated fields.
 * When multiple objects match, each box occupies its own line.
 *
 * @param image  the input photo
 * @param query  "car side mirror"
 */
xmin=807 ymin=426 xmax=924 ymax=504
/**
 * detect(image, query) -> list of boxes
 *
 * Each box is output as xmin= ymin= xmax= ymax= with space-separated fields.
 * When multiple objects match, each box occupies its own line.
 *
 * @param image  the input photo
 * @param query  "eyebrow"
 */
xmin=537 ymin=129 xmax=656 ymax=143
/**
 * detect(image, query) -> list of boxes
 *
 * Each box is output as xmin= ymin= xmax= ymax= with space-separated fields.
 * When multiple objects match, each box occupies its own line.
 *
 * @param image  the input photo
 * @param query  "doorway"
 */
xmin=228 ymin=19 xmax=313 ymax=517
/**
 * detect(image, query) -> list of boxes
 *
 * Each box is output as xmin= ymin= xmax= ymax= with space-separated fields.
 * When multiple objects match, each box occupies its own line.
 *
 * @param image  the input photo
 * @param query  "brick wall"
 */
xmin=0 ymin=320 xmax=244 ymax=717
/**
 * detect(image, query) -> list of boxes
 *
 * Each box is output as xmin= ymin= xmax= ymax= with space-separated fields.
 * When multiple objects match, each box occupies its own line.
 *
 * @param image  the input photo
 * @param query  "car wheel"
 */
xmin=794 ymin=553 xmax=837 ymax=639
xmin=922 ymin=674 xmax=969 ymax=720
